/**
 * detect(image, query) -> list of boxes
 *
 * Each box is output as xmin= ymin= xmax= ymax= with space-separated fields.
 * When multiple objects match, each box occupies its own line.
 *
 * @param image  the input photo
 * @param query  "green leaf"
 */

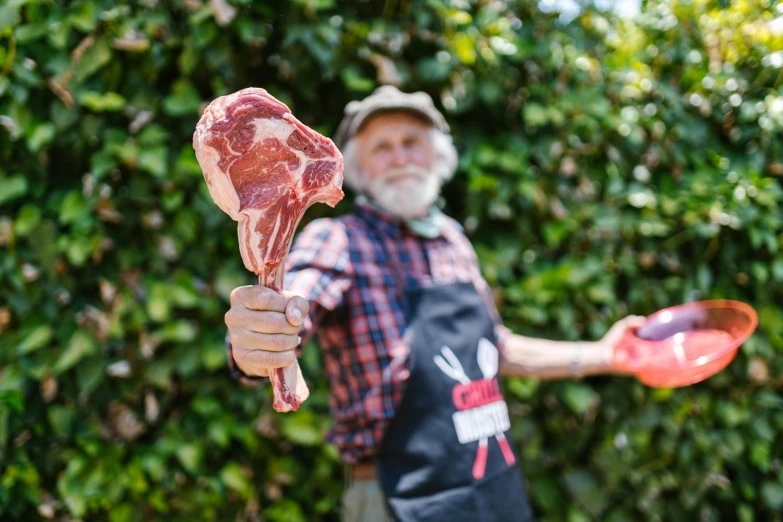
xmin=0 ymin=175 xmax=28 ymax=205
xmin=64 ymin=495 xmax=87 ymax=519
xmin=0 ymin=390 xmax=24 ymax=413
xmin=14 ymin=205 xmax=41 ymax=236
xmin=53 ymin=330 xmax=96 ymax=375
xmin=529 ymin=476 xmax=563 ymax=513
xmin=524 ymin=103 xmax=549 ymax=127
xmin=453 ymin=32 xmax=476 ymax=65
xmin=47 ymin=405 xmax=75 ymax=437
xmin=147 ymin=284 xmax=171 ymax=322
xmin=0 ymin=4 xmax=21 ymax=33
xmin=137 ymin=124 xmax=168 ymax=146
xmin=264 ymin=499 xmax=307 ymax=522
xmin=340 ymin=66 xmax=374 ymax=93
xmin=48 ymin=20 xmax=70 ymax=49
xmin=138 ymin=146 xmax=168 ymax=178
xmin=74 ymin=39 xmax=112 ymax=82
xmin=290 ymin=0 xmax=335 ymax=10
xmin=144 ymin=360 xmax=174 ymax=389
xmin=80 ymin=91 xmax=127 ymax=112
xmin=416 ymin=56 xmax=452 ymax=83
xmin=281 ymin=410 xmax=321 ymax=446
xmin=207 ymin=423 xmax=229 ymax=452
xmin=586 ymin=284 xmax=615 ymax=304
xmin=163 ymin=79 xmax=202 ymax=116
xmin=27 ymin=122 xmax=56 ymax=152
xmin=174 ymin=145 xmax=201 ymax=177
xmin=65 ymin=236 xmax=93 ymax=266
xmin=176 ymin=443 xmax=203 ymax=474
xmin=506 ymin=377 xmax=540 ymax=401
xmin=14 ymin=23 xmax=49 ymax=43
xmin=562 ymin=382 xmax=598 ymax=415
xmin=160 ymin=320 xmax=196 ymax=343
xmin=717 ymin=402 xmax=749 ymax=428
xmin=171 ymin=284 xmax=199 ymax=308
xmin=202 ymin=341 xmax=227 ymax=370
xmin=220 ymin=462 xmax=251 ymax=496
xmin=752 ymin=416 xmax=776 ymax=442
xmin=192 ymin=396 xmax=222 ymax=416
xmin=68 ymin=2 xmax=97 ymax=32
xmin=564 ymin=469 xmax=608 ymax=515
xmin=761 ymin=482 xmax=783 ymax=510
xmin=30 ymin=220 xmax=57 ymax=275
xmin=18 ymin=325 xmax=54 ymax=355
xmin=59 ymin=190 xmax=89 ymax=224
xmin=214 ymin=266 xmax=247 ymax=302
xmin=737 ymin=504 xmax=753 ymax=522
xmin=750 ymin=442 xmax=771 ymax=472
xmin=109 ymin=504 xmax=135 ymax=522
xmin=75 ymin=357 xmax=106 ymax=394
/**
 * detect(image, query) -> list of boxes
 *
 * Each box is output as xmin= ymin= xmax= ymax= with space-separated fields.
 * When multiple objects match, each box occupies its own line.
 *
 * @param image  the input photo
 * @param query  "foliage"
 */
xmin=1 ymin=0 xmax=782 ymax=520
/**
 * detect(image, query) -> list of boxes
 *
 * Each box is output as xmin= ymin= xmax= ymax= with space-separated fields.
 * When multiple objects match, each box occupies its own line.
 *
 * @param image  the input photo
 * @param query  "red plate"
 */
xmin=613 ymin=300 xmax=758 ymax=388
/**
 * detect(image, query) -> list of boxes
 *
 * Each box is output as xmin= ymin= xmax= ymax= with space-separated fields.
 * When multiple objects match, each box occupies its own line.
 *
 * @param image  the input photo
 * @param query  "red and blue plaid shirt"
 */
xmin=227 ymin=199 xmax=509 ymax=463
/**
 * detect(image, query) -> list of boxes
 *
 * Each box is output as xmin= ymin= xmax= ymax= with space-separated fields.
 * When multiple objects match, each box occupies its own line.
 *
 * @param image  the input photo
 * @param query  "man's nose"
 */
xmin=390 ymin=143 xmax=408 ymax=166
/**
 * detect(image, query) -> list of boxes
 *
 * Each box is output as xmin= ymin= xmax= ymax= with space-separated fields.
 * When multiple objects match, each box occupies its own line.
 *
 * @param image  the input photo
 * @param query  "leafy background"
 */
xmin=1 ymin=0 xmax=782 ymax=520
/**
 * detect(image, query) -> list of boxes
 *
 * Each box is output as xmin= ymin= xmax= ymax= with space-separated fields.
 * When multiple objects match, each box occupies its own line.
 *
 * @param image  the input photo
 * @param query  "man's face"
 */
xmin=355 ymin=113 xmax=440 ymax=219
xmin=356 ymin=113 xmax=434 ymax=180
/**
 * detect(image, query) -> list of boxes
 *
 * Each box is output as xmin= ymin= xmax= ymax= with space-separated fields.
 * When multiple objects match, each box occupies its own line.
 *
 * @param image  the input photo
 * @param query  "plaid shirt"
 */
xmin=227 ymin=200 xmax=509 ymax=463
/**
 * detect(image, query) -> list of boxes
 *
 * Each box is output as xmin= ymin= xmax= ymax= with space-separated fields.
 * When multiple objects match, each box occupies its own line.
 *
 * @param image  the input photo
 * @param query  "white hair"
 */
xmin=340 ymin=128 xmax=458 ymax=194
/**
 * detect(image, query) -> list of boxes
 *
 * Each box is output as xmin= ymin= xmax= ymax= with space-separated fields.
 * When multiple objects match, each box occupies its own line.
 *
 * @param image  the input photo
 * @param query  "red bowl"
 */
xmin=613 ymin=300 xmax=758 ymax=388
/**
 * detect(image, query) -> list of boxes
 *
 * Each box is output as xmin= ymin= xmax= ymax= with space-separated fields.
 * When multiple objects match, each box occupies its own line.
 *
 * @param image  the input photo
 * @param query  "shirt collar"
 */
xmin=355 ymin=195 xmax=446 ymax=239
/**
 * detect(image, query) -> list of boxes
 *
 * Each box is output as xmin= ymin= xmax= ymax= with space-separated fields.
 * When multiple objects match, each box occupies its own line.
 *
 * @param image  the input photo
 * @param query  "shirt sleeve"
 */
xmin=283 ymin=218 xmax=353 ymax=344
xmin=225 ymin=218 xmax=352 ymax=384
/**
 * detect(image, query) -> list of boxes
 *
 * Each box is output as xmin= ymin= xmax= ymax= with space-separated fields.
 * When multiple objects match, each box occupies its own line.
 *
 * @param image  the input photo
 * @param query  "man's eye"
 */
xmin=375 ymin=143 xmax=391 ymax=152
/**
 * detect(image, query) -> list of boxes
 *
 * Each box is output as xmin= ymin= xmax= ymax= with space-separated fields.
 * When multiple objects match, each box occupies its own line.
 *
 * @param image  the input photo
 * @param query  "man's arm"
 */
xmin=499 ymin=316 xmax=646 ymax=379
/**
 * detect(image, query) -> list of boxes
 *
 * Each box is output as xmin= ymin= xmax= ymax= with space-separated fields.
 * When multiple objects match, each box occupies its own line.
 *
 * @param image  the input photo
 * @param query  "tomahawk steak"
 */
xmin=193 ymin=87 xmax=344 ymax=412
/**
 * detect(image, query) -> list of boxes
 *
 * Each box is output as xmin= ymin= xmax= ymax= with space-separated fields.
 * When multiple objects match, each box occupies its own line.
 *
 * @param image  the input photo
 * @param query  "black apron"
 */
xmin=376 ymin=281 xmax=535 ymax=522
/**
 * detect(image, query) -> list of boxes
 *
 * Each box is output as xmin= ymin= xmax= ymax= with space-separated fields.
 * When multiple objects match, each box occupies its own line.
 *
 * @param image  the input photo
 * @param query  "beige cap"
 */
xmin=333 ymin=85 xmax=450 ymax=150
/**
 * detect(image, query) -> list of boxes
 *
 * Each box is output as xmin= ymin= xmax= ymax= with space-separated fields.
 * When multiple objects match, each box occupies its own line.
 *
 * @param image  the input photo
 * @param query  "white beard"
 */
xmin=365 ymin=166 xmax=441 ymax=219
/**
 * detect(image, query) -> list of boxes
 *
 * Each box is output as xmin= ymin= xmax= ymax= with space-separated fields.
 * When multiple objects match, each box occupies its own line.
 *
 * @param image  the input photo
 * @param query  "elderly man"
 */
xmin=225 ymin=86 xmax=644 ymax=522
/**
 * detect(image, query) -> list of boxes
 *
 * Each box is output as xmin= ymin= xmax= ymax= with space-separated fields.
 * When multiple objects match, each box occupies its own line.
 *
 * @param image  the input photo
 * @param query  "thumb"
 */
xmin=282 ymin=290 xmax=309 ymax=327
xmin=609 ymin=315 xmax=647 ymax=337
xmin=609 ymin=316 xmax=648 ymax=373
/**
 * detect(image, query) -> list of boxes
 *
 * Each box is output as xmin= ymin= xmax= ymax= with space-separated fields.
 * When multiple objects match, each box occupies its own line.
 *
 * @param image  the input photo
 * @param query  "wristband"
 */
xmin=571 ymin=341 xmax=584 ymax=378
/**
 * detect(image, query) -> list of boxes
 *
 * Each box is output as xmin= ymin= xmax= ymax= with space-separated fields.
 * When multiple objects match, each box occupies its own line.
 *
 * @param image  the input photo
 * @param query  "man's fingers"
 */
xmin=628 ymin=314 xmax=647 ymax=324
xmin=623 ymin=315 xmax=647 ymax=330
xmin=230 ymin=328 xmax=301 ymax=353
xmin=234 ymin=347 xmax=296 ymax=372
xmin=230 ymin=285 xmax=287 ymax=312
xmin=610 ymin=315 xmax=646 ymax=335
xmin=284 ymin=295 xmax=309 ymax=327
xmin=225 ymin=309 xmax=300 ymax=335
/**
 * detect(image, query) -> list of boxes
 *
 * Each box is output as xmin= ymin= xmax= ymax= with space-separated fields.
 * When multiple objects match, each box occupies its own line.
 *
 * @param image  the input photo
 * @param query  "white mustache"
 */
xmin=376 ymin=165 xmax=430 ymax=182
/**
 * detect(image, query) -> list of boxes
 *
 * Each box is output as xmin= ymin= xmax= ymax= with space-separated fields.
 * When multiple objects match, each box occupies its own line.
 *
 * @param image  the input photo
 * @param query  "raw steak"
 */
xmin=193 ymin=87 xmax=344 ymax=412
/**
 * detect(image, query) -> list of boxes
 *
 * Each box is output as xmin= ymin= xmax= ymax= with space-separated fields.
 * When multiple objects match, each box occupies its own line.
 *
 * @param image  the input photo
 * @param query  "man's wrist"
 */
xmin=570 ymin=341 xmax=585 ymax=378
xmin=576 ymin=341 xmax=619 ymax=377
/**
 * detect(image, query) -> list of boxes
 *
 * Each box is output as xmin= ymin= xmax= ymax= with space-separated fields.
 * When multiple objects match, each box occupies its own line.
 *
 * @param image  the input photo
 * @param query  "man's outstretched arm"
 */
xmin=499 ymin=316 xmax=646 ymax=379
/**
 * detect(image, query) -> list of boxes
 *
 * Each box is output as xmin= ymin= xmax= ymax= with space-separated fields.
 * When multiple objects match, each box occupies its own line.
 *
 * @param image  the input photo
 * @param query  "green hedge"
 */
xmin=1 ymin=1 xmax=782 ymax=520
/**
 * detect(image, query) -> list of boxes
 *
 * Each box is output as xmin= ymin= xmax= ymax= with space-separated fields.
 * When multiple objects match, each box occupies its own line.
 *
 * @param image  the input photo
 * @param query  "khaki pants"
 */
xmin=341 ymin=477 xmax=391 ymax=522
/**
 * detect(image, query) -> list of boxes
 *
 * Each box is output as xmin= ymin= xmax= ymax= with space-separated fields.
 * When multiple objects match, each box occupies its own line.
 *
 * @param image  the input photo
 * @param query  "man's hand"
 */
xmin=597 ymin=315 xmax=648 ymax=374
xmin=225 ymin=285 xmax=309 ymax=377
